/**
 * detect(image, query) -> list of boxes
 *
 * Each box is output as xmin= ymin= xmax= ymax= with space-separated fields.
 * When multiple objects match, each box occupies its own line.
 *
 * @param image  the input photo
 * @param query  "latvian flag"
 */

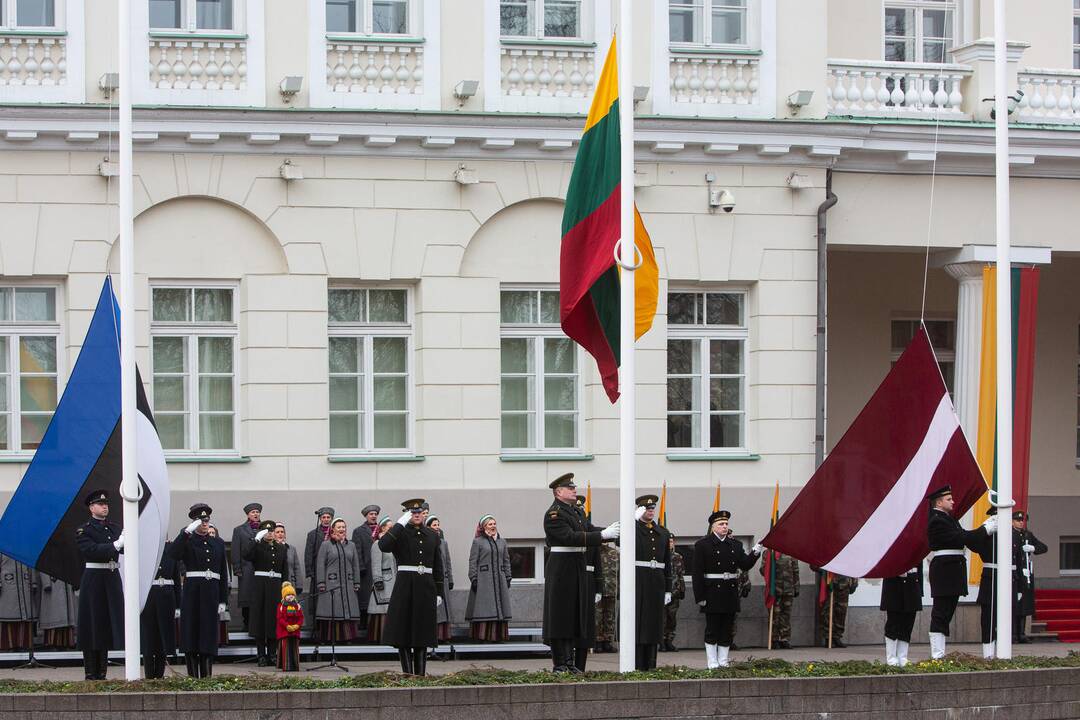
xmin=763 ymin=327 xmax=985 ymax=578
xmin=0 ymin=278 xmax=169 ymax=609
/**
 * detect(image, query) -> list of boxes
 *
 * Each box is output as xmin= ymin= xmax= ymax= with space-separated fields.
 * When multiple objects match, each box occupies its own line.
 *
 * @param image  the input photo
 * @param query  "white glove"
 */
xmin=436 ymin=596 xmax=443 ymax=607
xmin=634 ymin=506 xmax=647 ymax=521
xmin=983 ymin=516 xmax=998 ymax=534
xmin=174 ymin=609 xmax=181 ymax=619
xmin=217 ymin=603 xmax=226 ymax=615
xmin=255 ymin=529 xmax=269 ymax=542
xmin=698 ymin=600 xmax=707 ymax=607
xmin=1022 ymin=544 xmax=1035 ymax=553
xmin=185 ymin=518 xmax=202 ymax=534
xmin=751 ymin=543 xmax=763 ymax=555
xmin=664 ymin=592 xmax=672 ymax=605
xmin=595 ymin=593 xmax=601 ymax=604
xmin=600 ymin=521 xmax=620 ymax=541
xmin=113 ymin=533 xmax=125 ymax=551
xmin=397 ymin=511 xmax=412 ymax=527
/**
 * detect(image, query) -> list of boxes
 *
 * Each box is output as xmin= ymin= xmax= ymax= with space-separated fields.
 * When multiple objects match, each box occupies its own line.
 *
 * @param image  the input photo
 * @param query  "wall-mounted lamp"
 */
xmin=454 ymin=164 xmax=479 ymax=185
xmin=279 ymin=159 xmax=303 ymax=181
xmin=786 ymin=89 xmax=814 ymax=115
xmin=453 ymin=80 xmax=480 ymax=106
xmin=633 ymin=85 xmax=650 ymax=105
xmin=99 ymin=73 xmax=119 ymax=99
xmin=279 ymin=76 xmax=304 ymax=103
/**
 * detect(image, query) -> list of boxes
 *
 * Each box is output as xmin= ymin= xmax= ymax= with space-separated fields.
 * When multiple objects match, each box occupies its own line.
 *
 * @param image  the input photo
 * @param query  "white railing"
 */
xmin=0 ymin=33 xmax=68 ymax=87
xmin=148 ymin=36 xmax=247 ymax=91
xmin=826 ymin=59 xmax=972 ymax=119
xmin=500 ymin=43 xmax=595 ymax=100
xmin=1016 ymin=68 xmax=1080 ymax=124
xmin=326 ymin=39 xmax=424 ymax=96
xmin=668 ymin=51 xmax=760 ymax=106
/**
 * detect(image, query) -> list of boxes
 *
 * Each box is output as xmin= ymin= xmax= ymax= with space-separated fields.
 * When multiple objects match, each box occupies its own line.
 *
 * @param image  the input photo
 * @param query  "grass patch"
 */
xmin=0 ymin=651 xmax=1077 ymax=693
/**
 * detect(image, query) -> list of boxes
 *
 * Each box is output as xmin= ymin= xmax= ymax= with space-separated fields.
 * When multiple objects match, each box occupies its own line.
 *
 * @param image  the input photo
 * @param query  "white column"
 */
xmin=944 ymin=262 xmax=984 ymax=448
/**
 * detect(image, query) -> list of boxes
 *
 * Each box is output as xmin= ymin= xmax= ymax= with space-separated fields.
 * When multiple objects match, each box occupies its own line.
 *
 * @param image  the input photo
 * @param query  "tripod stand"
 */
xmin=14 ymin=625 xmax=54 ymax=670
xmin=307 ymin=585 xmax=350 ymax=672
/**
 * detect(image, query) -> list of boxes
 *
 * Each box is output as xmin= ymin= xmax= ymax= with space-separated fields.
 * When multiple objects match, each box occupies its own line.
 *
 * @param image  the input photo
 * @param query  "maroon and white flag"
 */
xmin=762 ymin=327 xmax=986 ymax=578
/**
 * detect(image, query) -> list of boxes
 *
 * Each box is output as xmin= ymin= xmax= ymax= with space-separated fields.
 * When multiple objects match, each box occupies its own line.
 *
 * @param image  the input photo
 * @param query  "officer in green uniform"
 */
xmin=816 ymin=571 xmax=858 ymax=647
xmin=594 ymin=542 xmax=619 ymax=653
xmin=661 ymin=536 xmax=685 ymax=652
xmin=760 ymin=551 xmax=799 ymax=648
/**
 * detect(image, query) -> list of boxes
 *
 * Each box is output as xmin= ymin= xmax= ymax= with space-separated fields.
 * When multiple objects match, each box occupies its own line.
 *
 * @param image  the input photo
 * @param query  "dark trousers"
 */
xmin=549 ymin=638 xmax=574 ymax=670
xmin=704 ymin=613 xmax=735 ymax=646
xmin=634 ymin=643 xmax=657 ymax=671
xmin=184 ymin=652 xmax=214 ymax=678
xmin=143 ymin=653 xmax=168 ymax=679
xmin=884 ymin=611 xmax=917 ymax=643
xmin=980 ymin=603 xmax=1010 ymax=644
xmin=930 ymin=596 xmax=960 ymax=635
xmin=82 ymin=650 xmax=108 ymax=680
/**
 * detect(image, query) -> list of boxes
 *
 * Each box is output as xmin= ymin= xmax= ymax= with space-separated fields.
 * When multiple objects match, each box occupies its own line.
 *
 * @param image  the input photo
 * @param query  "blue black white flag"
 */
xmin=0 ymin=277 xmax=169 ymax=608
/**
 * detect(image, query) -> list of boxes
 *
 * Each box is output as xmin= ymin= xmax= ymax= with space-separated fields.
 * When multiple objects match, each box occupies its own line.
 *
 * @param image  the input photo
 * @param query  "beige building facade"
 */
xmin=0 ymin=0 xmax=1078 ymax=642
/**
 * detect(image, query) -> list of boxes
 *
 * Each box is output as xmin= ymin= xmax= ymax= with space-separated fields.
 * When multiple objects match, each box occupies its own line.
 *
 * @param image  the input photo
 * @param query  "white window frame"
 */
xmin=0 ymin=284 xmax=64 ymax=456
xmin=497 ymin=0 xmax=591 ymax=42
xmin=506 ymin=540 xmax=545 ymax=584
xmin=882 ymin=0 xmax=957 ymax=64
xmin=666 ymin=289 xmax=749 ymax=456
xmin=499 ymin=286 xmax=583 ymax=456
xmin=1061 ymin=537 xmax=1080 ymax=576
xmin=890 ymin=317 xmax=955 ymax=397
xmin=0 ymin=0 xmax=84 ymax=104
xmin=324 ymin=0 xmax=418 ymax=37
xmin=148 ymin=0 xmax=240 ymax=32
xmin=0 ymin=0 xmax=59 ymax=29
xmin=1074 ymin=0 xmax=1080 ymax=70
xmin=667 ymin=0 xmax=758 ymax=50
xmin=150 ymin=283 xmax=239 ymax=458
xmin=327 ymin=286 xmax=415 ymax=457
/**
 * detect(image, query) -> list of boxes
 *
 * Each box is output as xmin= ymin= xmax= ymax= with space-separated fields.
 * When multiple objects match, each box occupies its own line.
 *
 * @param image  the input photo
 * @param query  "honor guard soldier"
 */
xmin=691 ymin=510 xmax=761 ymax=669
xmin=633 ymin=494 xmax=673 ymax=671
xmin=244 ymin=519 xmax=290 ymax=666
xmin=231 ymin=502 xmax=262 ymax=631
xmin=378 ymin=498 xmax=444 ymax=676
xmin=76 ymin=489 xmax=125 ymax=680
xmin=880 ymin=564 xmax=922 ymax=666
xmin=927 ymin=484 xmax=994 ymax=659
xmin=574 ymin=494 xmax=603 ymax=671
xmin=140 ymin=540 xmax=182 ymax=678
xmin=973 ymin=507 xmax=1025 ymax=659
xmin=542 ymin=473 xmax=620 ymax=673
xmin=1014 ymin=511 xmax=1047 ymax=643
xmin=172 ymin=503 xmax=230 ymax=677
xmin=662 ymin=536 xmax=686 ymax=653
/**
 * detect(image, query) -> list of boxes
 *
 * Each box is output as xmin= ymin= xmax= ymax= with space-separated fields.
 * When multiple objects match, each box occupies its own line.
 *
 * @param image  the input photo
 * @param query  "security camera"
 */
xmin=709 ymin=188 xmax=736 ymax=213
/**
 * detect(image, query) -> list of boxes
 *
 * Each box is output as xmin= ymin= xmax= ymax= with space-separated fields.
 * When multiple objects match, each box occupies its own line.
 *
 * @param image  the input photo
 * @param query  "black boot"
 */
xmin=200 ymin=656 xmax=213 ymax=678
xmin=412 ymin=647 xmax=427 ymax=677
xmin=94 ymin=650 xmax=108 ymax=680
xmin=185 ymin=654 xmax=198 ymax=678
xmin=635 ymin=644 xmax=646 ymax=671
xmin=573 ymin=646 xmax=587 ymax=674
xmin=398 ymin=648 xmax=414 ymax=674
xmin=646 ymin=644 xmax=658 ymax=670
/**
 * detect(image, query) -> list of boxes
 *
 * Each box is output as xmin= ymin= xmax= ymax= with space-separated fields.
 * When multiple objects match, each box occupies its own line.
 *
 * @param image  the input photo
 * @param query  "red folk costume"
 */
xmin=276 ymin=582 xmax=304 ymax=671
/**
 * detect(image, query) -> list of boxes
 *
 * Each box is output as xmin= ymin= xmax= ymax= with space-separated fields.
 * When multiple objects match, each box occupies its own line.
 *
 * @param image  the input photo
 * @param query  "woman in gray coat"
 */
xmin=465 ymin=515 xmax=513 ymax=641
xmin=315 ymin=518 xmax=364 ymax=642
xmin=426 ymin=516 xmax=454 ymax=642
xmin=38 ymin=574 xmax=78 ymax=649
xmin=366 ymin=517 xmax=395 ymax=643
xmin=0 ymin=554 xmax=37 ymax=650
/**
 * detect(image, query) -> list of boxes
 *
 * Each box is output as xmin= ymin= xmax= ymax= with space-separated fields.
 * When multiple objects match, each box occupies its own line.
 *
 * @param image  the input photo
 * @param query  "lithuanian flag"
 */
xmin=764 ymin=481 xmax=780 ymax=609
xmin=560 ymin=36 xmax=659 ymax=404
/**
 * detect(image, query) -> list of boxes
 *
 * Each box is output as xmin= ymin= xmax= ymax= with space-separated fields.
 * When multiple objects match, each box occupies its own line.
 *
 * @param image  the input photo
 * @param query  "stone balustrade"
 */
xmin=326 ymin=39 xmax=424 ymax=96
xmin=500 ymin=43 xmax=595 ymax=100
xmin=0 ymin=33 xmax=68 ymax=88
xmin=669 ymin=51 xmax=760 ymax=106
xmin=826 ymin=59 xmax=971 ymax=119
xmin=148 ymin=36 xmax=247 ymax=91
xmin=1016 ymin=68 xmax=1080 ymax=124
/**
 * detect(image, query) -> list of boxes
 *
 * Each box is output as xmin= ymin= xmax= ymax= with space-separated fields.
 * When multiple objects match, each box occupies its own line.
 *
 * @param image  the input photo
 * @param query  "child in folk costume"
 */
xmin=277 ymin=582 xmax=304 ymax=671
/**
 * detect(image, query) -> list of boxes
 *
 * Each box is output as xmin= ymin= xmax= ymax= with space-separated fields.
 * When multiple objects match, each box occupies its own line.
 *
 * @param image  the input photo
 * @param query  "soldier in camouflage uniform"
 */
xmin=728 ymin=529 xmax=752 ymax=650
xmin=661 ymin=537 xmax=685 ymax=652
xmin=760 ymin=551 xmax=799 ymax=648
xmin=594 ymin=542 xmax=619 ymax=653
xmin=816 ymin=571 xmax=858 ymax=647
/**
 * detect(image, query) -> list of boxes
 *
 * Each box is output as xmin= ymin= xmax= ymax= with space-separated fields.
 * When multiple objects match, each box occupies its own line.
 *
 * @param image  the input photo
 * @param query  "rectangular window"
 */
xmin=1061 ymin=537 xmax=1080 ymax=575
xmin=669 ymin=0 xmax=746 ymax=46
xmin=326 ymin=0 xmax=411 ymax=35
xmin=328 ymin=288 xmax=412 ymax=453
xmin=0 ymin=0 xmax=57 ymax=28
xmin=149 ymin=0 xmax=235 ymax=31
xmin=1074 ymin=0 xmax=1080 ymax=69
xmin=891 ymin=319 xmax=955 ymax=396
xmin=151 ymin=286 xmax=236 ymax=454
xmin=500 ymin=289 xmax=580 ymax=453
xmin=667 ymin=290 xmax=748 ymax=452
xmin=507 ymin=541 xmax=544 ymax=582
xmin=500 ymin=0 xmax=582 ymax=40
xmin=884 ymin=0 xmax=955 ymax=63
xmin=0 ymin=287 xmax=60 ymax=452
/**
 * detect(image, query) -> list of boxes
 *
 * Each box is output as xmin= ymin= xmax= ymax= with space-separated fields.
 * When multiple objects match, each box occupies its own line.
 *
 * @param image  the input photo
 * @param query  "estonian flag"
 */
xmin=0 ymin=278 xmax=169 ymax=610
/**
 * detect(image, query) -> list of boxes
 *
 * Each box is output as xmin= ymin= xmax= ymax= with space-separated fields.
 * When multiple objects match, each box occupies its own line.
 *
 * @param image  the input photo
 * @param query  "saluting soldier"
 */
xmin=542 ymin=474 xmax=619 ymax=673
xmin=379 ymin=498 xmax=444 ymax=676
xmin=304 ymin=506 xmax=334 ymax=636
xmin=633 ymin=494 xmax=673 ymax=671
xmin=244 ymin=519 xmax=290 ymax=666
xmin=880 ymin=563 xmax=922 ymax=667
xmin=231 ymin=502 xmax=262 ymax=631
xmin=927 ymin=484 xmax=994 ymax=659
xmin=1014 ymin=511 xmax=1047 ymax=643
xmin=140 ymin=540 xmax=182 ymax=678
xmin=594 ymin=541 xmax=619 ymax=653
xmin=691 ymin=509 xmax=761 ymax=669
xmin=75 ymin=489 xmax=125 ymax=681
xmin=662 ymin=536 xmax=686 ymax=653
xmin=760 ymin=551 xmax=799 ymax=649
xmin=574 ymin=494 xmax=602 ymax=671
xmin=972 ymin=507 xmax=1025 ymax=659
xmin=172 ymin=503 xmax=230 ymax=678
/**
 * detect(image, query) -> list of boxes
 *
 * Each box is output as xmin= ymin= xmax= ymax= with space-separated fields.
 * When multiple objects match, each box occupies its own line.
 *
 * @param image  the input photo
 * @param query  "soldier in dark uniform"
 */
xmin=574 ymin=494 xmax=602 ymax=671
xmin=378 ymin=498 xmax=444 ymax=676
xmin=304 ymin=506 xmax=334 ymax=638
xmin=691 ymin=509 xmax=761 ymax=669
xmin=972 ymin=507 xmax=1024 ymax=659
xmin=1014 ymin=511 xmax=1047 ymax=643
xmin=927 ymin=484 xmax=994 ymax=659
xmin=231 ymin=502 xmax=262 ymax=631
xmin=140 ymin=540 xmax=182 ymax=678
xmin=171 ymin=503 xmax=230 ymax=677
xmin=881 ymin=564 xmax=922 ymax=666
xmin=244 ymin=519 xmax=289 ymax=666
xmin=633 ymin=494 xmax=672 ymax=670
xmin=542 ymin=473 xmax=620 ymax=673
xmin=75 ymin=489 xmax=124 ymax=680
xmin=662 ymin=536 xmax=685 ymax=652
xmin=351 ymin=504 xmax=380 ymax=632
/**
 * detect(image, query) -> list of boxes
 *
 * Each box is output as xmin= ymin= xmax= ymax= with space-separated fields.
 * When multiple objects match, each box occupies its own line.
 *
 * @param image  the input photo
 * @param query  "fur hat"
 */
xmin=281 ymin=581 xmax=297 ymax=600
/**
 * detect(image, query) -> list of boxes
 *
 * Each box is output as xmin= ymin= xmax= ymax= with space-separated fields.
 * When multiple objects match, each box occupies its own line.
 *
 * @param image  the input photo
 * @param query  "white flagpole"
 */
xmin=118 ymin=0 xmax=142 ymax=680
xmin=992 ymin=0 xmax=1014 ymax=661
xmin=616 ymin=0 xmax=636 ymax=675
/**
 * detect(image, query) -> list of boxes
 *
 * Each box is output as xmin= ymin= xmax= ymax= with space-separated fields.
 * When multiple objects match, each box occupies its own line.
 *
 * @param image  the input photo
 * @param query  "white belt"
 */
xmin=930 ymin=549 xmax=965 ymax=558
xmin=85 ymin=562 xmax=118 ymax=571
xmin=152 ymin=578 xmax=175 ymax=586
xmin=982 ymin=563 xmax=1016 ymax=570
xmin=186 ymin=570 xmax=221 ymax=580
xmin=398 ymin=565 xmax=432 ymax=574
xmin=905 ymin=568 xmax=919 ymax=576
xmin=550 ymin=547 xmax=585 ymax=553
xmin=254 ymin=570 xmax=282 ymax=578
xmin=585 ymin=565 xmax=596 ymax=572
xmin=705 ymin=573 xmax=739 ymax=580
xmin=636 ymin=560 xmax=664 ymax=569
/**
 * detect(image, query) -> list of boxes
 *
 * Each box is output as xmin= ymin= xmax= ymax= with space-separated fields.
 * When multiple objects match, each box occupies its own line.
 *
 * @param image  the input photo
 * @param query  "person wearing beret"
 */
xmin=231 ymin=502 xmax=262 ymax=631
xmin=1013 ymin=510 xmax=1047 ymax=644
xmin=691 ymin=509 xmax=762 ymax=669
xmin=379 ymin=498 xmax=444 ymax=675
xmin=633 ymin=494 xmax=673 ymax=671
xmin=244 ymin=519 xmax=290 ymax=666
xmin=140 ymin=538 xmax=182 ymax=678
xmin=926 ymin=484 xmax=994 ymax=659
xmin=171 ymin=503 xmax=230 ymax=677
xmin=305 ymin=506 xmax=335 ymax=641
xmin=75 ymin=489 xmax=125 ymax=680
xmin=351 ymin=504 xmax=380 ymax=634
xmin=542 ymin=473 xmax=620 ymax=674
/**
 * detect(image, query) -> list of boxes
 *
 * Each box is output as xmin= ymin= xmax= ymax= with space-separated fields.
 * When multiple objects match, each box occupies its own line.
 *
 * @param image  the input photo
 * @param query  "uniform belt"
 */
xmin=585 ymin=565 xmax=596 ymax=572
xmin=704 ymin=573 xmax=739 ymax=580
xmin=254 ymin=570 xmax=282 ymax=578
xmin=186 ymin=570 xmax=221 ymax=580
xmin=152 ymin=578 xmax=175 ymax=586
xmin=906 ymin=568 xmax=919 ymax=576
xmin=635 ymin=560 xmax=665 ymax=569
xmin=930 ymin=549 xmax=965 ymax=558
xmin=398 ymin=565 xmax=432 ymax=574
xmin=85 ymin=561 xmax=119 ymax=571
xmin=549 ymin=547 xmax=586 ymax=553
xmin=982 ymin=563 xmax=1016 ymax=570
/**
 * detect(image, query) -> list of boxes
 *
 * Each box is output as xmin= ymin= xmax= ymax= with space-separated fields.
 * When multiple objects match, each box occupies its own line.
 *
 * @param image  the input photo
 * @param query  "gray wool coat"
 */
xmin=38 ymin=574 xmax=77 ymax=630
xmin=434 ymin=533 xmax=454 ymax=624
xmin=315 ymin=539 xmax=365 ymax=620
xmin=465 ymin=534 xmax=513 ymax=622
xmin=0 ymin=555 xmax=38 ymax=621
xmin=367 ymin=540 xmax=396 ymax=616
xmin=286 ymin=543 xmax=303 ymax=594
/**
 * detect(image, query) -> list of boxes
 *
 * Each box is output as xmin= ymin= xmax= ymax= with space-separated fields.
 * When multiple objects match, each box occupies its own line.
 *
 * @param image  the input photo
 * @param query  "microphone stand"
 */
xmin=307 ymin=546 xmax=350 ymax=673
xmin=14 ymin=623 xmax=53 ymax=669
